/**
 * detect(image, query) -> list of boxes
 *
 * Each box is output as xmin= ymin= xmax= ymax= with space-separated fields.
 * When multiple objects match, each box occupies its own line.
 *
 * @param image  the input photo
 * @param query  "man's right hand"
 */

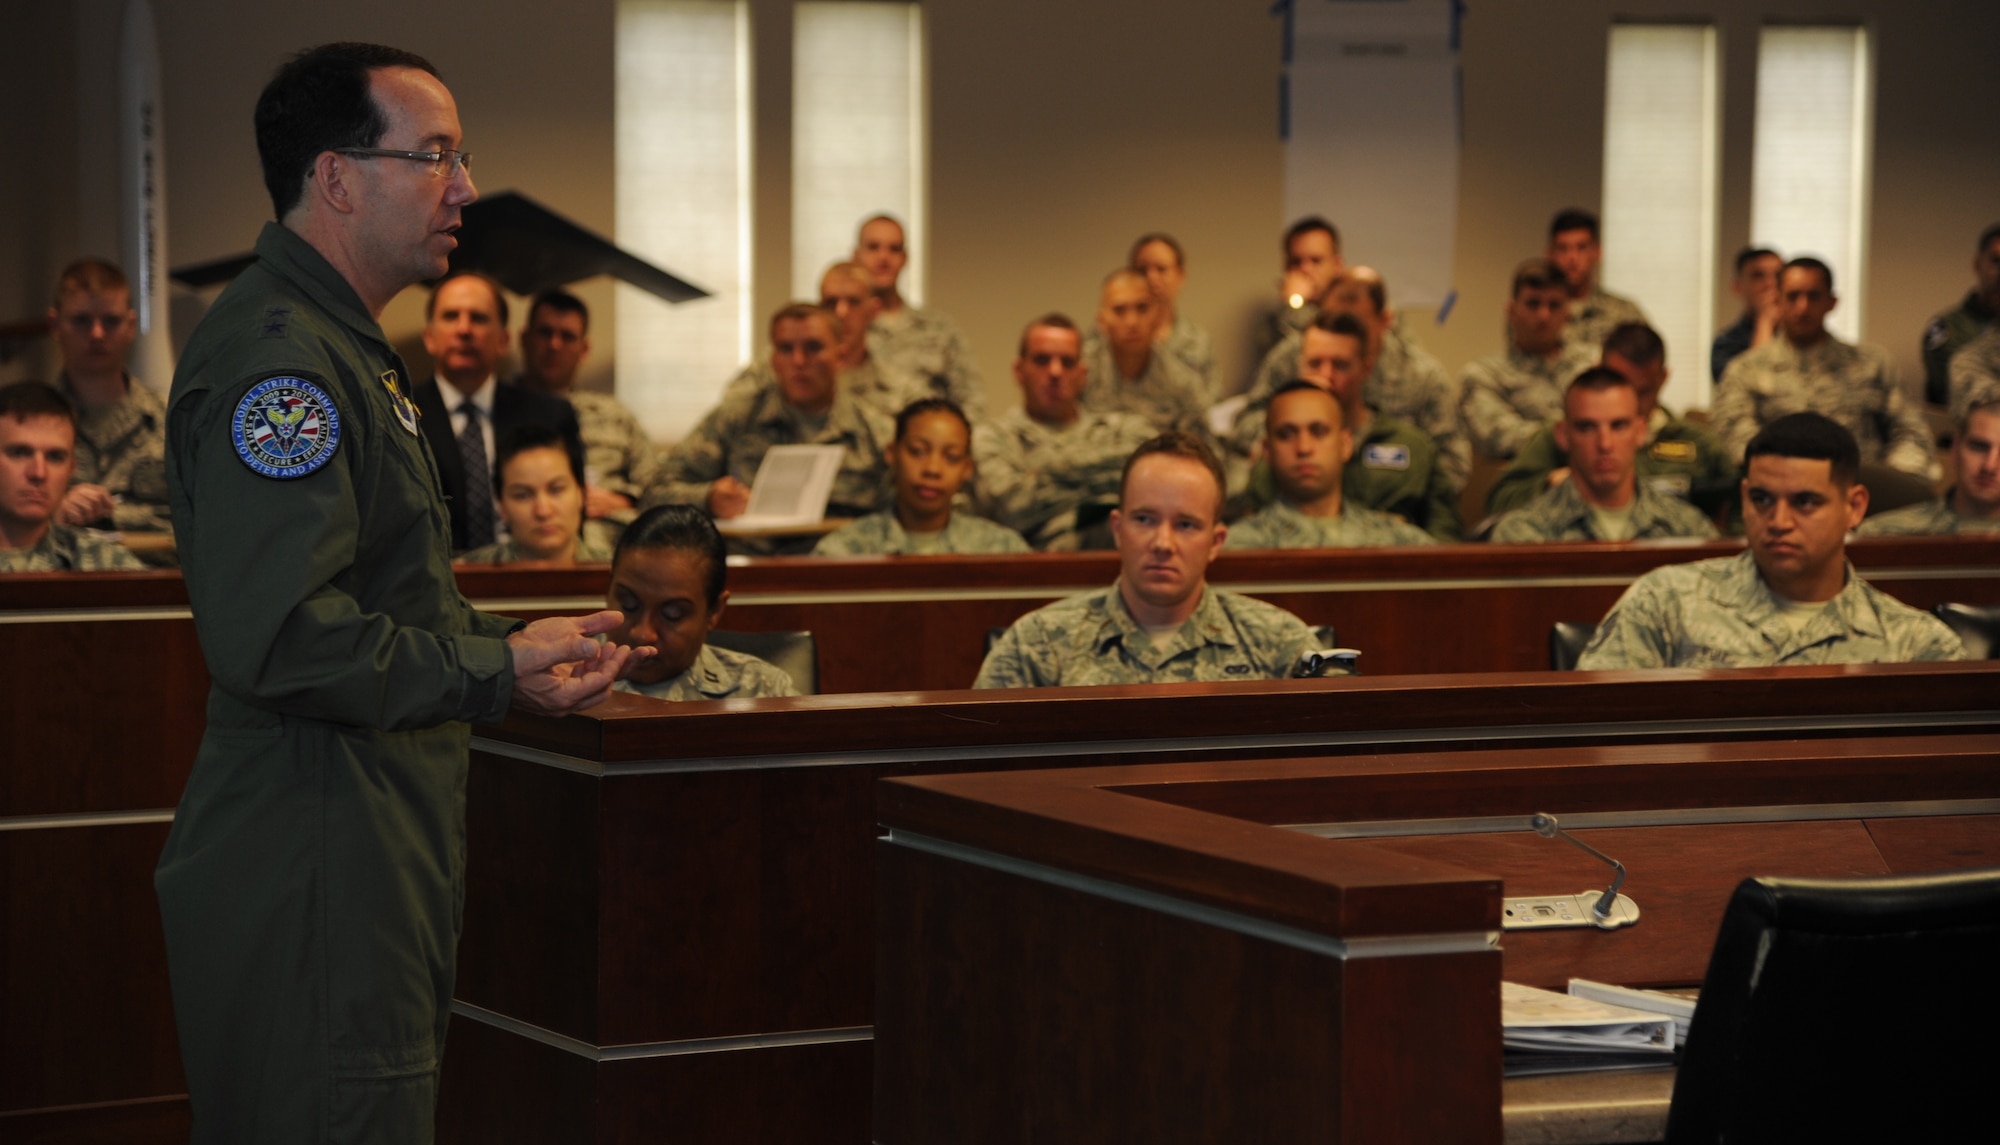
xmin=708 ymin=476 xmax=751 ymax=518
xmin=507 ymin=611 xmax=652 ymax=717
xmin=56 ymin=483 xmax=117 ymax=526
xmin=1280 ymin=269 xmax=1317 ymax=308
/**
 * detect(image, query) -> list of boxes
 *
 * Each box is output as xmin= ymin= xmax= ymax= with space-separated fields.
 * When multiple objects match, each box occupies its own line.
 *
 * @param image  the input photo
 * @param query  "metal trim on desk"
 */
xmin=448 ymin=999 xmax=871 ymax=1062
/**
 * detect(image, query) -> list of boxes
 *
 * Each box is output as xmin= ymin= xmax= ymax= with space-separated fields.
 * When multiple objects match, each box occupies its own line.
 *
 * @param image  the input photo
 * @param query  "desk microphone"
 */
xmin=1530 ymin=813 xmax=1627 ymax=924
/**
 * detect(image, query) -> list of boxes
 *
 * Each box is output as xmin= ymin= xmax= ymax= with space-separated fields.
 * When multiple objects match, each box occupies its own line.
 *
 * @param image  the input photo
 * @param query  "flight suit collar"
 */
xmin=1092 ymin=582 xmax=1238 ymax=670
xmin=252 ymin=222 xmax=394 ymax=355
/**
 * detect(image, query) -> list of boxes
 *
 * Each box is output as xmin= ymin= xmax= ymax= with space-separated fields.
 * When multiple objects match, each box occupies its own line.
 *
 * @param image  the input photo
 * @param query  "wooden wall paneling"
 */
xmin=594 ymin=1042 xmax=873 ymax=1145
xmin=0 ymin=823 xmax=183 ymax=1112
xmin=435 ymin=1016 xmax=595 ymax=1143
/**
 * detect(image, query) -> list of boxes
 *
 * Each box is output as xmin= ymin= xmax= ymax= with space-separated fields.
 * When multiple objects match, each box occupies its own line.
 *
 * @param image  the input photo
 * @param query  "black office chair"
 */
xmin=1856 ymin=461 xmax=1940 ymax=517
xmin=706 ymin=630 xmax=818 ymax=694
xmin=1665 ymin=870 xmax=2000 ymax=1143
xmin=1548 ymin=621 xmax=1598 ymax=670
xmin=1931 ymin=602 xmax=2000 ymax=659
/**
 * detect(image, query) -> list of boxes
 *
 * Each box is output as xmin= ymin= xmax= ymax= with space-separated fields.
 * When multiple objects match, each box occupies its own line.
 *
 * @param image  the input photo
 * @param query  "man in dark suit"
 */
xmin=412 ymin=270 xmax=583 ymax=551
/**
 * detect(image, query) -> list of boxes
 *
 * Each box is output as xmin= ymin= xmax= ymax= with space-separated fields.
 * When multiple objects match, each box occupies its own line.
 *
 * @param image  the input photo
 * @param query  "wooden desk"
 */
xmin=873 ymin=736 xmax=2000 ymax=1143
xmin=436 ymin=663 xmax=2000 ymax=1142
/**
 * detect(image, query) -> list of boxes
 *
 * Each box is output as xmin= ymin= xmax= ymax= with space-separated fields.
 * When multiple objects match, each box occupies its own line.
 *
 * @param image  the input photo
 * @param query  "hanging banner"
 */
xmin=1282 ymin=0 xmax=1461 ymax=309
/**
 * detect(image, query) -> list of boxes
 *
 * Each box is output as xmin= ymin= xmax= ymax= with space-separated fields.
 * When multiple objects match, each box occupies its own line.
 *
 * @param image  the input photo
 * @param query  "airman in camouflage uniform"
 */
xmin=812 ymin=507 xmax=1029 ymax=556
xmin=1576 ymin=552 xmax=1964 ymax=668
xmin=1487 ymin=407 xmax=1735 ymax=517
xmin=1856 ymin=395 xmax=2000 ymax=537
xmin=1225 ymin=498 xmax=1435 ymax=549
xmin=453 ymin=534 xmax=614 ymax=564
xmin=570 ymin=389 xmax=660 ymax=514
xmin=974 ymin=583 xmax=1318 ymax=688
xmin=642 ymin=380 xmax=891 ymax=555
xmin=1855 ymin=497 xmax=2000 ymax=537
xmin=1 ymin=523 xmax=145 ymax=571
xmin=1948 ymin=326 xmax=2000 ymax=417
xmin=865 ymin=305 xmax=984 ymax=421
xmin=1086 ymin=316 xmax=1218 ymax=405
xmin=1239 ymin=415 xmax=1461 ymax=541
xmin=973 ymin=407 xmax=1157 ymax=550
xmin=1459 ymin=343 xmax=1597 ymax=460
xmin=1079 ymin=328 xmax=1209 ymax=436
xmin=1563 ymin=287 xmax=1648 ymax=354
xmin=1489 ymin=476 xmax=1718 ymax=543
xmin=613 ymin=643 xmax=798 ymax=701
xmin=1712 ymin=338 xmax=1934 ymax=477
xmin=55 ymin=374 xmax=173 ymax=534
xmin=1232 ymin=327 xmax=1468 ymax=488
xmin=1920 ymin=223 xmax=2000 ymax=406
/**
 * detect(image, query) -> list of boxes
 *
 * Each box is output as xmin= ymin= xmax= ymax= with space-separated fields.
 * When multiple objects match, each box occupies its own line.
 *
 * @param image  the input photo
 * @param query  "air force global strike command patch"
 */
xmin=233 ymin=376 xmax=342 ymax=479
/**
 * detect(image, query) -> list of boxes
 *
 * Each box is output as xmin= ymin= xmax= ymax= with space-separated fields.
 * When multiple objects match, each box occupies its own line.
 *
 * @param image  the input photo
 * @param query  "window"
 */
xmin=1600 ymin=23 xmax=1718 ymax=411
xmin=615 ymin=0 xmax=754 ymax=441
xmin=791 ymin=2 xmax=927 ymax=301
xmin=1750 ymin=26 xmax=1873 ymax=343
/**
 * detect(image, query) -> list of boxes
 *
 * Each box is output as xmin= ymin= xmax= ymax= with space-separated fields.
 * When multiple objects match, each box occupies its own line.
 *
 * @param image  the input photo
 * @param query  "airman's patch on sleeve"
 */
xmin=232 ymin=376 xmax=342 ymax=479
xmin=1649 ymin=440 xmax=1696 ymax=463
xmin=1361 ymin=443 xmax=1411 ymax=470
xmin=381 ymin=369 xmax=421 ymax=435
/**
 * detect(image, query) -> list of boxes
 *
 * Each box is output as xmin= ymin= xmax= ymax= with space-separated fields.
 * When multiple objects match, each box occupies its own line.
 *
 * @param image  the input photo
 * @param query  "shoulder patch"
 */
xmin=380 ymin=369 xmax=421 ymax=435
xmin=1924 ymin=320 xmax=1950 ymax=350
xmin=1649 ymin=439 xmax=1696 ymax=463
xmin=232 ymin=376 xmax=342 ymax=479
xmin=1361 ymin=442 xmax=1411 ymax=470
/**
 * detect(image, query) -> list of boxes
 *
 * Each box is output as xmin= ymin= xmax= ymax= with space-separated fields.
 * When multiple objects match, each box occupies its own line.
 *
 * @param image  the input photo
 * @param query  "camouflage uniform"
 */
xmin=641 ymin=383 xmax=892 ymax=555
xmin=1712 ymin=337 xmax=1936 ymax=477
xmin=560 ymin=388 xmax=660 ymax=551
xmin=972 ymin=408 xmax=1158 ymax=550
xmin=973 ymin=582 xmax=1319 ymax=688
xmin=55 ymin=373 xmax=173 ymax=534
xmin=1229 ymin=328 xmax=1468 ymax=488
xmin=1564 ymin=287 xmax=1648 ymax=354
xmin=867 ymin=305 xmax=984 ymax=421
xmin=0 ymin=524 xmax=145 ymax=571
xmin=1486 ymin=407 xmax=1737 ymax=517
xmin=1487 ymin=476 xmax=1719 ymax=544
xmin=811 ymin=508 xmax=1030 ymax=556
xmin=1575 ymin=551 xmax=1964 ymax=669
xmin=1251 ymin=298 xmax=1318 ymax=367
xmin=1087 ymin=314 xmax=1217 ymax=403
xmin=1241 ymin=413 xmax=1461 ymax=541
xmin=613 ymin=643 xmax=799 ymax=702
xmin=1854 ymin=494 xmax=2000 ymax=537
xmin=1922 ymin=290 xmax=1995 ymax=407
xmin=1948 ymin=327 xmax=2000 ymax=418
xmin=452 ymin=534 xmax=614 ymax=565
xmin=1079 ymin=340 xmax=1210 ymax=436
xmin=1458 ymin=343 xmax=1598 ymax=460
xmin=1224 ymin=497 xmax=1436 ymax=550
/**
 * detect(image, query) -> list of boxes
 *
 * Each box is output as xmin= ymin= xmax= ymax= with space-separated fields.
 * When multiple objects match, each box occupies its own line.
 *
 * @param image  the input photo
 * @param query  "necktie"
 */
xmin=456 ymin=401 xmax=497 ymax=549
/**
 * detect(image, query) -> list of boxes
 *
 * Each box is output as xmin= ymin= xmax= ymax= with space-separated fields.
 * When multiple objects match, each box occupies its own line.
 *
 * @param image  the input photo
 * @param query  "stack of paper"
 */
xmin=1568 ymin=978 xmax=1699 ymax=1048
xmin=1502 ymin=981 xmax=1677 ymax=1076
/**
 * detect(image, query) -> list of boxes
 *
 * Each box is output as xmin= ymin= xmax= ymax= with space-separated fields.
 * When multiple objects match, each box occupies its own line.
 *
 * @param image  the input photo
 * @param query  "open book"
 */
xmin=1502 ymin=981 xmax=1676 ymax=1076
xmin=716 ymin=444 xmax=847 ymax=533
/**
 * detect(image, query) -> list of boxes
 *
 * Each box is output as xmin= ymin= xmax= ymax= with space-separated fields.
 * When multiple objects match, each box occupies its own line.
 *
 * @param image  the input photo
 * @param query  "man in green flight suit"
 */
xmin=155 ymin=43 xmax=645 ymax=1144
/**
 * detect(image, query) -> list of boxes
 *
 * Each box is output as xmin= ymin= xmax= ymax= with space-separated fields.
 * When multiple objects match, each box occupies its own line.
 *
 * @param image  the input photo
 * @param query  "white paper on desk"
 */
xmin=721 ymin=444 xmax=845 ymax=531
xmin=1502 ymin=982 xmax=1676 ymax=1054
xmin=1569 ymin=978 xmax=1698 ymax=1048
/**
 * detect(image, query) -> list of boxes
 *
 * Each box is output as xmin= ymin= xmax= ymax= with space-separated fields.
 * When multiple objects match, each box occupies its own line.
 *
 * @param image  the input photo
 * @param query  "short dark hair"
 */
xmin=1308 ymin=310 xmax=1371 ymax=347
xmin=1328 ymin=270 xmax=1387 ymax=316
xmin=1266 ymin=379 xmax=1345 ymax=432
xmin=1128 ymin=232 xmax=1185 ymax=269
xmin=1119 ymin=430 xmax=1226 ymax=513
xmin=615 ymin=504 xmax=729 ymax=608
xmin=1781 ymin=257 xmax=1835 ymax=296
xmin=1744 ymin=412 xmax=1860 ymax=485
xmin=1734 ymin=246 xmax=1780 ymax=275
xmin=1977 ymin=223 xmax=2000 ymax=253
xmin=425 ymin=270 xmax=510 ymax=327
xmin=1549 ymin=208 xmax=1600 ymax=242
xmin=1101 ymin=266 xmax=1149 ymax=293
xmin=528 ymin=288 xmax=589 ymax=334
xmin=1565 ymin=365 xmax=1634 ymax=400
xmin=0 ymin=381 xmax=76 ymax=428
xmin=895 ymin=397 xmax=969 ymax=443
xmin=769 ymin=302 xmax=834 ymax=342
xmin=1601 ymin=322 xmax=1664 ymax=368
xmin=1511 ymin=257 xmax=1567 ymax=297
xmin=53 ymin=258 xmax=130 ymax=304
xmin=1958 ymin=387 xmax=2000 ymax=430
xmin=255 ymin=42 xmax=439 ymax=220
xmin=493 ymin=424 xmax=582 ymax=494
xmin=1283 ymin=216 xmax=1340 ymax=255
xmin=1016 ymin=312 xmax=1079 ymax=358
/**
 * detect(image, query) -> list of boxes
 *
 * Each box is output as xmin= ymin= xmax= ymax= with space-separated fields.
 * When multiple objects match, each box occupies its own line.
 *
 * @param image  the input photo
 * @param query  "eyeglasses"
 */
xmin=335 ymin=147 xmax=472 ymax=178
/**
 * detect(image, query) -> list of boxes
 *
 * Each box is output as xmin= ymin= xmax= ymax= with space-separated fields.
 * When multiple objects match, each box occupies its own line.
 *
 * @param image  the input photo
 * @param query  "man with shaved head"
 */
xmin=1079 ymin=267 xmax=1209 ymax=436
xmin=851 ymin=214 xmax=984 ymax=419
